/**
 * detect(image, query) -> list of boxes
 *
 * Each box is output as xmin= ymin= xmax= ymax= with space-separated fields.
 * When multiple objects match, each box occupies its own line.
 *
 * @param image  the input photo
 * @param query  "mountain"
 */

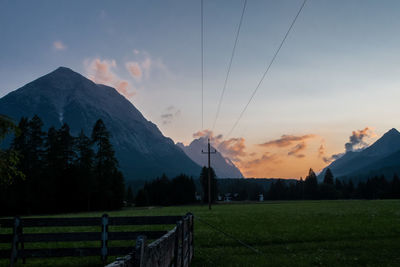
xmin=177 ymin=138 xmax=244 ymax=178
xmin=319 ymin=128 xmax=400 ymax=181
xmin=0 ymin=67 xmax=201 ymax=180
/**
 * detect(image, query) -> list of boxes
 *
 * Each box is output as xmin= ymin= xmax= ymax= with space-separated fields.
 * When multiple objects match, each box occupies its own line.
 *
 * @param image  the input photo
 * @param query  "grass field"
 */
xmin=1 ymin=200 xmax=400 ymax=267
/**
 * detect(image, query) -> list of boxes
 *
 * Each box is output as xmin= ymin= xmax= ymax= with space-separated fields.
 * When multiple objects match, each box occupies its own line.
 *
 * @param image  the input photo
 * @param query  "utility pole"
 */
xmin=202 ymin=138 xmax=217 ymax=210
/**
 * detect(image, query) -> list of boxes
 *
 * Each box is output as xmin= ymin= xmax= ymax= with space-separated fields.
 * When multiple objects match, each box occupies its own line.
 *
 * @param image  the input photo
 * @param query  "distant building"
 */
xmin=195 ymin=192 xmax=202 ymax=201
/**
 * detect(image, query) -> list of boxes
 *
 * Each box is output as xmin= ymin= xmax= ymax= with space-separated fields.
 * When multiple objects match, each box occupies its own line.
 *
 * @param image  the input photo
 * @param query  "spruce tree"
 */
xmin=200 ymin=166 xmax=218 ymax=203
xmin=304 ymin=168 xmax=318 ymax=199
xmin=91 ymin=119 xmax=124 ymax=210
xmin=26 ymin=115 xmax=45 ymax=212
xmin=75 ymin=130 xmax=95 ymax=211
xmin=323 ymin=168 xmax=334 ymax=185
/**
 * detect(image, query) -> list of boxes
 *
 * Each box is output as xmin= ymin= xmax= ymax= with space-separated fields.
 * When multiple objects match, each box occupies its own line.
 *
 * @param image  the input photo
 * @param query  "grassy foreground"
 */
xmin=1 ymin=200 xmax=400 ymax=266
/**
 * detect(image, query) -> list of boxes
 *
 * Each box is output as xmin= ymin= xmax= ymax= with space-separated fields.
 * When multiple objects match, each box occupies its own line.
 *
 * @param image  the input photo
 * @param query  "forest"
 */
xmin=0 ymin=115 xmax=125 ymax=215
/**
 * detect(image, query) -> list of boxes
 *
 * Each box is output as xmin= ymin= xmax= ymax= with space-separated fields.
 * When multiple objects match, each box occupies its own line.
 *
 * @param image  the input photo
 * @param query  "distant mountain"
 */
xmin=319 ymin=128 xmax=400 ymax=181
xmin=0 ymin=67 xmax=201 ymax=180
xmin=177 ymin=138 xmax=244 ymax=178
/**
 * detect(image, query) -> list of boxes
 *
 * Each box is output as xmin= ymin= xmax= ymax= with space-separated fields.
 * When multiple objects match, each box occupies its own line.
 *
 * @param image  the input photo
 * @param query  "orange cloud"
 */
xmin=217 ymin=137 xmax=246 ymax=162
xmin=238 ymin=152 xmax=281 ymax=177
xmin=192 ymin=130 xmax=245 ymax=162
xmin=259 ymin=134 xmax=316 ymax=147
xmin=193 ymin=130 xmax=223 ymax=143
xmin=85 ymin=58 xmax=135 ymax=99
xmin=288 ymin=142 xmax=306 ymax=158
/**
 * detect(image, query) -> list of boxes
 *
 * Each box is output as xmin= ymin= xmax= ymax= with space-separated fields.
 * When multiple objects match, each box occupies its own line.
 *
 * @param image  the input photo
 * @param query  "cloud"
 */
xmin=238 ymin=152 xmax=281 ymax=177
xmin=241 ymin=153 xmax=280 ymax=169
xmin=259 ymin=134 xmax=316 ymax=147
xmin=53 ymin=41 xmax=66 ymax=51
xmin=192 ymin=130 xmax=223 ymax=143
xmin=345 ymin=127 xmax=376 ymax=152
xmin=133 ymin=49 xmax=140 ymax=55
xmin=288 ymin=142 xmax=306 ymax=158
xmin=318 ymin=142 xmax=340 ymax=163
xmin=217 ymin=138 xmax=246 ymax=162
xmin=161 ymin=106 xmax=181 ymax=125
xmin=125 ymin=62 xmax=142 ymax=81
xmin=192 ymin=130 xmax=245 ymax=162
xmin=318 ymin=143 xmax=325 ymax=158
xmin=125 ymin=57 xmax=153 ymax=81
xmin=84 ymin=58 xmax=135 ymax=99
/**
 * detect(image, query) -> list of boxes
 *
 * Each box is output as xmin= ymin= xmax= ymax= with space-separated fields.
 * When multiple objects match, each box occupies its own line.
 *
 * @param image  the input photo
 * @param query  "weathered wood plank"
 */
xmin=109 ymin=231 xmax=167 ymax=241
xmin=109 ymin=216 xmax=182 ymax=226
xmin=7 ymin=217 xmax=101 ymax=227
xmin=0 ymin=231 xmax=166 ymax=244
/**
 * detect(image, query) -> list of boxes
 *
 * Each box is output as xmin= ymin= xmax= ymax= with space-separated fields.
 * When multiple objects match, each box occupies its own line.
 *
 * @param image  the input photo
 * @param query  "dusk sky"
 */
xmin=1 ymin=0 xmax=400 ymax=178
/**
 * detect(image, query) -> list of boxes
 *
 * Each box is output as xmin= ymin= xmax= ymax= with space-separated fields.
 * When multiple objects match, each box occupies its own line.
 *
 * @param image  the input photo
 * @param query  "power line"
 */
xmin=201 ymin=0 xmax=204 ymax=130
xmin=212 ymin=0 xmax=248 ymax=131
xmin=225 ymin=0 xmax=308 ymax=138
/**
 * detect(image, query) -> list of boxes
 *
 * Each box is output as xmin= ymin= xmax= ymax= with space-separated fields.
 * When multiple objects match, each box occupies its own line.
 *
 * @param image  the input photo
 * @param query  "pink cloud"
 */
xmin=217 ymin=137 xmax=246 ymax=162
xmin=53 ymin=41 xmax=66 ymax=51
xmin=125 ymin=62 xmax=143 ymax=81
xmin=85 ymin=58 xmax=135 ymax=99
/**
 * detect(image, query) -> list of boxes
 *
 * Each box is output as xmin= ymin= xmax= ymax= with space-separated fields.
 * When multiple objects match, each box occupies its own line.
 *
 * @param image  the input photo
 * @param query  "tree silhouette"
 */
xmin=304 ymin=168 xmax=318 ymax=199
xmin=200 ymin=167 xmax=218 ymax=203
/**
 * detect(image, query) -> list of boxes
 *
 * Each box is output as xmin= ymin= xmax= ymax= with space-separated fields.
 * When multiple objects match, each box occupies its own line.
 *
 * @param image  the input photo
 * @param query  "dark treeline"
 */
xmin=0 ymin=115 xmax=125 ymax=216
xmin=135 ymin=174 xmax=196 ymax=206
xmin=267 ymin=168 xmax=400 ymax=200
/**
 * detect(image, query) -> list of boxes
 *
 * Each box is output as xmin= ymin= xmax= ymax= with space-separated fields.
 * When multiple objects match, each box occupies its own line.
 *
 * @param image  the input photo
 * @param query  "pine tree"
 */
xmin=323 ymin=168 xmax=334 ymax=185
xmin=304 ymin=168 xmax=318 ymax=199
xmin=391 ymin=173 xmax=400 ymax=198
xmin=200 ymin=167 xmax=218 ymax=203
xmin=58 ymin=123 xmax=76 ymax=169
xmin=0 ymin=115 xmax=24 ymax=186
xmin=91 ymin=119 xmax=124 ymax=210
xmin=26 ymin=115 xmax=45 ymax=212
xmin=75 ymin=130 xmax=95 ymax=211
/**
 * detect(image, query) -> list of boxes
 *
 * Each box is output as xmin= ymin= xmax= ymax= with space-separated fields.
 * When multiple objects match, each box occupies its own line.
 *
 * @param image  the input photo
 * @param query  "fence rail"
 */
xmin=0 ymin=214 xmax=193 ymax=267
xmin=106 ymin=213 xmax=194 ymax=267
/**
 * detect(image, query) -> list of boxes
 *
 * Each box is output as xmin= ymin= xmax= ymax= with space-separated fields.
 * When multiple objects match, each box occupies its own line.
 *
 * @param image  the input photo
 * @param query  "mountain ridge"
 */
xmin=0 ymin=67 xmax=202 ymax=180
xmin=319 ymin=128 xmax=400 ymax=181
xmin=177 ymin=138 xmax=244 ymax=178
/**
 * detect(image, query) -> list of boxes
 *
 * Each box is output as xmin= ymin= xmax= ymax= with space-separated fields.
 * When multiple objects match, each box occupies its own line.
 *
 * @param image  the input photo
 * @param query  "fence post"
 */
xmin=10 ymin=217 xmax=20 ymax=267
xmin=101 ymin=214 xmax=109 ymax=263
xmin=186 ymin=213 xmax=194 ymax=261
xmin=174 ymin=220 xmax=182 ymax=267
xmin=134 ymin=235 xmax=146 ymax=267
xmin=181 ymin=216 xmax=186 ymax=267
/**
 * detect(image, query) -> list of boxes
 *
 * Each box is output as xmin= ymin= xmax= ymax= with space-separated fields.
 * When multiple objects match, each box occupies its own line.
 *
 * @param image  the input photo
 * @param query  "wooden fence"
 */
xmin=0 ymin=213 xmax=193 ymax=267
xmin=106 ymin=213 xmax=194 ymax=267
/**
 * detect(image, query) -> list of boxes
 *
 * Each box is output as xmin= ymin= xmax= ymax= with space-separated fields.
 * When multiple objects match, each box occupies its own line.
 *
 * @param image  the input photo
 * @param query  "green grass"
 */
xmin=1 ymin=200 xmax=400 ymax=266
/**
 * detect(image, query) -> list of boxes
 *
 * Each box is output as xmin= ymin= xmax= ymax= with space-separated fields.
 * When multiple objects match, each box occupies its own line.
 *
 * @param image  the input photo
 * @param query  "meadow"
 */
xmin=1 ymin=200 xmax=400 ymax=267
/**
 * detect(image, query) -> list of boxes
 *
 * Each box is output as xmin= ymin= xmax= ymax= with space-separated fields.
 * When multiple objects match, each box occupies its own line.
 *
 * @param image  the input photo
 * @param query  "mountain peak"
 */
xmin=178 ymin=137 xmax=243 ymax=178
xmin=0 ymin=67 xmax=202 ymax=180
xmin=385 ymin=128 xmax=400 ymax=136
xmin=55 ymin=66 xmax=74 ymax=72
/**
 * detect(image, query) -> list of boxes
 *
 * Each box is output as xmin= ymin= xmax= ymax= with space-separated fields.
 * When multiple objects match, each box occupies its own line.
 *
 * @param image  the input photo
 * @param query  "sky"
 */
xmin=1 ymin=0 xmax=400 ymax=178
